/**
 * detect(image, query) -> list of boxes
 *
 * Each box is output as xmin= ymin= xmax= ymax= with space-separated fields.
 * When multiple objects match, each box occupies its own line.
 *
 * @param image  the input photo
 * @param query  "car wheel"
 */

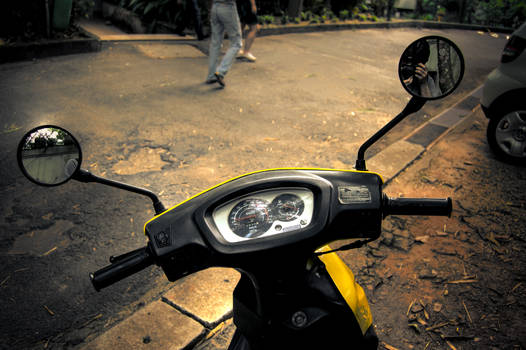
xmin=487 ymin=104 xmax=526 ymax=165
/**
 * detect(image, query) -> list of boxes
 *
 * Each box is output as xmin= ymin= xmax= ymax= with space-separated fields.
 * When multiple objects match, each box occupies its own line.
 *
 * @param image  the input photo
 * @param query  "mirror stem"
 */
xmin=73 ymin=169 xmax=167 ymax=215
xmin=355 ymin=96 xmax=426 ymax=171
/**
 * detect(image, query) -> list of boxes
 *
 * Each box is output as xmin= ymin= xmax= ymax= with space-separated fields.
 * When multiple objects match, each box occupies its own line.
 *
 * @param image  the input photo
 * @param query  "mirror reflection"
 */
xmin=19 ymin=127 xmax=81 ymax=185
xmin=399 ymin=37 xmax=464 ymax=99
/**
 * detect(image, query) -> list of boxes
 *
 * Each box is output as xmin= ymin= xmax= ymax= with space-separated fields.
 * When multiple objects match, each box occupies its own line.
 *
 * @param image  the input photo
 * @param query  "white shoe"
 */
xmin=243 ymin=52 xmax=257 ymax=62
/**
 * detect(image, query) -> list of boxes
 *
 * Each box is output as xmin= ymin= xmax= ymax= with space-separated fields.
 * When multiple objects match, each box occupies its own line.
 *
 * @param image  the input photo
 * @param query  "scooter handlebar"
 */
xmin=90 ymin=246 xmax=154 ymax=291
xmin=383 ymin=196 xmax=452 ymax=217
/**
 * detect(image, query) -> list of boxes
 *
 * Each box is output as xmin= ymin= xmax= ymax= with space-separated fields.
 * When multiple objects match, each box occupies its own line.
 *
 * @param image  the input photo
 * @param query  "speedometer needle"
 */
xmin=236 ymin=214 xmax=257 ymax=221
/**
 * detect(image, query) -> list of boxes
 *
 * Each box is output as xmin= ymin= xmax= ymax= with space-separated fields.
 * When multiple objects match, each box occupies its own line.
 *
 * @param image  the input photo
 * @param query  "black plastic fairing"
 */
xmin=144 ymin=169 xmax=384 ymax=264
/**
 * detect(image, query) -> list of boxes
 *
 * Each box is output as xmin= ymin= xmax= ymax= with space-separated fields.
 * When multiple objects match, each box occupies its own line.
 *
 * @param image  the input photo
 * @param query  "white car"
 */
xmin=481 ymin=21 xmax=526 ymax=164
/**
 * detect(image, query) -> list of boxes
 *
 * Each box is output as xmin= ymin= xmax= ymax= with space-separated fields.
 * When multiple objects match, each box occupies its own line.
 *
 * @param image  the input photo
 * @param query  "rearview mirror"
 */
xmin=17 ymin=125 xmax=82 ymax=186
xmin=399 ymin=36 xmax=464 ymax=100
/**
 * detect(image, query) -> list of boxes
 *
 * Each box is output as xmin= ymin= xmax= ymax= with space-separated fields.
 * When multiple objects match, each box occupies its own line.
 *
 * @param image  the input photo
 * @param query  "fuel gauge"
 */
xmin=272 ymin=194 xmax=305 ymax=222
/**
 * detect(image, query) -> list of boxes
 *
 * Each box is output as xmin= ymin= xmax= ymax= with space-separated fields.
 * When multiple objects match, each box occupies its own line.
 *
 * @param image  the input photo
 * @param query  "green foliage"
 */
xmin=321 ymin=8 xmax=335 ymax=20
xmin=309 ymin=14 xmax=321 ymax=24
xmin=471 ymin=0 xmax=526 ymax=28
xmin=72 ymin=0 xmax=95 ymax=20
xmin=301 ymin=11 xmax=313 ymax=21
xmin=281 ymin=14 xmax=290 ymax=24
xmin=420 ymin=13 xmax=435 ymax=20
xmin=339 ymin=10 xmax=350 ymax=20
xmin=293 ymin=17 xmax=301 ymax=24
xmin=303 ymin=0 xmax=325 ymax=15
xmin=258 ymin=15 xmax=275 ymax=25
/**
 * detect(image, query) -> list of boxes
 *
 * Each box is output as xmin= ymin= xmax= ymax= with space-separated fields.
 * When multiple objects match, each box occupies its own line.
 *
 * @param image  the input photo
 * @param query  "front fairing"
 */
xmin=144 ymin=168 xmax=384 ymax=281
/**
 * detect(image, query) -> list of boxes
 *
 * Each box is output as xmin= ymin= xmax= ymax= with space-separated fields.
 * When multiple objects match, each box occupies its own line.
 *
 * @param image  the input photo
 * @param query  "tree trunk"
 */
xmin=438 ymin=39 xmax=455 ymax=94
xmin=287 ymin=0 xmax=303 ymax=18
xmin=415 ymin=0 xmax=423 ymax=17
xmin=458 ymin=0 xmax=467 ymax=23
xmin=387 ymin=0 xmax=394 ymax=21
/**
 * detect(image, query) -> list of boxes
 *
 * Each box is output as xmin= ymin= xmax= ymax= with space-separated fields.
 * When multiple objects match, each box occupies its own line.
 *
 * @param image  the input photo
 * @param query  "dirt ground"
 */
xmin=193 ymin=108 xmax=526 ymax=350
xmin=345 ymin=107 xmax=526 ymax=350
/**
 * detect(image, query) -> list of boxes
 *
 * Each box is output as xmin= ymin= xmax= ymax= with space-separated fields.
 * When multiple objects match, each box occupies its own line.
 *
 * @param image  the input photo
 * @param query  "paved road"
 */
xmin=0 ymin=27 xmax=506 ymax=348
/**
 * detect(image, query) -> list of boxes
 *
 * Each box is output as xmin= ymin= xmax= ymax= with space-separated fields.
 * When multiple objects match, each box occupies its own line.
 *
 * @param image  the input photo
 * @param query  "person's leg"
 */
xmin=188 ymin=0 xmax=204 ymax=40
xmin=243 ymin=23 xmax=257 ymax=53
xmin=207 ymin=5 xmax=224 ymax=81
xmin=216 ymin=3 xmax=242 ymax=76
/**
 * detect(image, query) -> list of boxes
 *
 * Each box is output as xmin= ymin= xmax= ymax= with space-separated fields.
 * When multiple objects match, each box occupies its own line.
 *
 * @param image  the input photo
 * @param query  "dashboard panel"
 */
xmin=212 ymin=188 xmax=314 ymax=243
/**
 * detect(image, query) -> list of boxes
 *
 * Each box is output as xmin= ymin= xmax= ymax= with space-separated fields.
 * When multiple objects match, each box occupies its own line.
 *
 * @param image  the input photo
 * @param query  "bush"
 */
xmin=73 ymin=0 xmax=95 ymax=20
xmin=301 ymin=11 xmax=313 ymax=21
xmin=339 ymin=10 xmax=350 ymax=21
xmin=258 ymin=15 xmax=275 ymax=25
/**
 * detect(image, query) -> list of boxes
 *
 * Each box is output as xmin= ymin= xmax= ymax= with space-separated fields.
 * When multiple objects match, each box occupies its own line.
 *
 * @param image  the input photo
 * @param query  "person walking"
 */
xmin=206 ymin=0 xmax=242 ymax=87
xmin=237 ymin=0 xmax=258 ymax=62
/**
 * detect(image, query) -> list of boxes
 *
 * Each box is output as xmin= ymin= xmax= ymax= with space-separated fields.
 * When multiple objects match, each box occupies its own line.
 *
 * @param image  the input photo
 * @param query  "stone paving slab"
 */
xmin=163 ymin=268 xmax=240 ymax=328
xmin=80 ymin=300 xmax=205 ymax=350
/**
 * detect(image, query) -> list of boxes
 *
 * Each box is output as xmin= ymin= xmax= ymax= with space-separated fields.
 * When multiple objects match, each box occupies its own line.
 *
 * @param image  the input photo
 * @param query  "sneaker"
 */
xmin=214 ymin=72 xmax=225 ymax=87
xmin=243 ymin=52 xmax=257 ymax=62
xmin=237 ymin=49 xmax=245 ymax=58
xmin=205 ymin=77 xmax=217 ymax=84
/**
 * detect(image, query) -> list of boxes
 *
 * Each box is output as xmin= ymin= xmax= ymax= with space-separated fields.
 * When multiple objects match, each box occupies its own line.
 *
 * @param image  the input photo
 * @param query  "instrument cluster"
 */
xmin=212 ymin=188 xmax=314 ymax=243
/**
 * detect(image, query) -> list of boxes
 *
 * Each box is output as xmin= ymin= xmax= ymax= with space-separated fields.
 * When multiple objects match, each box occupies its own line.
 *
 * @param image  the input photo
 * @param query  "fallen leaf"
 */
xmin=433 ymin=303 xmax=443 ymax=312
xmin=43 ymin=305 xmax=55 ymax=316
xmin=409 ymin=323 xmax=420 ymax=333
xmin=415 ymin=235 xmax=429 ymax=243
xmin=382 ymin=343 xmax=400 ymax=350
xmin=42 ymin=247 xmax=57 ymax=256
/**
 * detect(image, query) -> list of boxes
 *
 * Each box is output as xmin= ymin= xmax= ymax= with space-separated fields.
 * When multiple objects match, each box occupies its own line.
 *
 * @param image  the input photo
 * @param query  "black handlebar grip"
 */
xmin=384 ymin=196 xmax=452 ymax=217
xmin=90 ymin=246 xmax=153 ymax=291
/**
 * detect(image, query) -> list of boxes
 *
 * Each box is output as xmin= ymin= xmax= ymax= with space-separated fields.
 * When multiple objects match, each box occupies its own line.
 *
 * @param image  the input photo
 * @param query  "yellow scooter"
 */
xmin=17 ymin=36 xmax=464 ymax=349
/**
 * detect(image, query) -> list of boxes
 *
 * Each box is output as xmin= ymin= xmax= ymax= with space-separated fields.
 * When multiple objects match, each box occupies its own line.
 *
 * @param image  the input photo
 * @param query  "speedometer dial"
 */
xmin=228 ymin=199 xmax=272 ymax=238
xmin=271 ymin=194 xmax=305 ymax=222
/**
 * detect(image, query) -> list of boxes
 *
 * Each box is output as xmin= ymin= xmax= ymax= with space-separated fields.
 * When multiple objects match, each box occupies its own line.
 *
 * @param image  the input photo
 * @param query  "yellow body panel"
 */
xmin=317 ymin=245 xmax=373 ymax=335
xmin=144 ymin=167 xmax=383 ymax=233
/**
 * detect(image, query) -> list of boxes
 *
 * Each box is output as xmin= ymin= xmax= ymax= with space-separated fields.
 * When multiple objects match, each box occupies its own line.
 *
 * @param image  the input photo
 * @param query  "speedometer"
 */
xmin=228 ymin=199 xmax=272 ymax=238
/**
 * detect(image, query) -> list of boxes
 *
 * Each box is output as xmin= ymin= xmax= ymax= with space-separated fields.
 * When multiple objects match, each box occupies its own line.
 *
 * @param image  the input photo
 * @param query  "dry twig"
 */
xmin=463 ymin=300 xmax=473 ymax=324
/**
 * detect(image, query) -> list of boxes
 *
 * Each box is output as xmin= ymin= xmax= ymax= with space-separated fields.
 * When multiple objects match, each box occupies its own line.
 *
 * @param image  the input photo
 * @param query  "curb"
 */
xmin=257 ymin=20 xmax=514 ymax=37
xmin=368 ymin=85 xmax=483 ymax=184
xmin=0 ymin=37 xmax=101 ymax=64
xmin=1 ymin=19 xmax=514 ymax=64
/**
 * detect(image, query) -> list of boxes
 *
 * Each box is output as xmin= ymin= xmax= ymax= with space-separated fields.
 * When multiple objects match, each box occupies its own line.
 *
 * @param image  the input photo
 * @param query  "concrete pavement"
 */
xmin=1 ymin=17 xmax=505 ymax=349
xmin=67 ymin=19 xmax=485 ymax=350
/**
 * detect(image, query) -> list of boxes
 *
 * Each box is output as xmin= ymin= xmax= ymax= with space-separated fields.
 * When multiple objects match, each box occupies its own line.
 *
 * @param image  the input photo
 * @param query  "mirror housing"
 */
xmin=399 ymin=36 xmax=464 ymax=100
xmin=356 ymin=36 xmax=464 ymax=171
xmin=17 ymin=125 xmax=82 ymax=186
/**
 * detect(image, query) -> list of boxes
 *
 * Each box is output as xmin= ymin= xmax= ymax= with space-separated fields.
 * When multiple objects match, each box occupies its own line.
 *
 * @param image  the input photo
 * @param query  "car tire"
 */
xmin=486 ymin=102 xmax=526 ymax=165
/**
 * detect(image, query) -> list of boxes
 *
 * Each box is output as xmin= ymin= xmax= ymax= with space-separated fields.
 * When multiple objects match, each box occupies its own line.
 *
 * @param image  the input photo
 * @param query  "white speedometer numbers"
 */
xmin=213 ymin=188 xmax=314 ymax=243
xmin=228 ymin=199 xmax=273 ymax=238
